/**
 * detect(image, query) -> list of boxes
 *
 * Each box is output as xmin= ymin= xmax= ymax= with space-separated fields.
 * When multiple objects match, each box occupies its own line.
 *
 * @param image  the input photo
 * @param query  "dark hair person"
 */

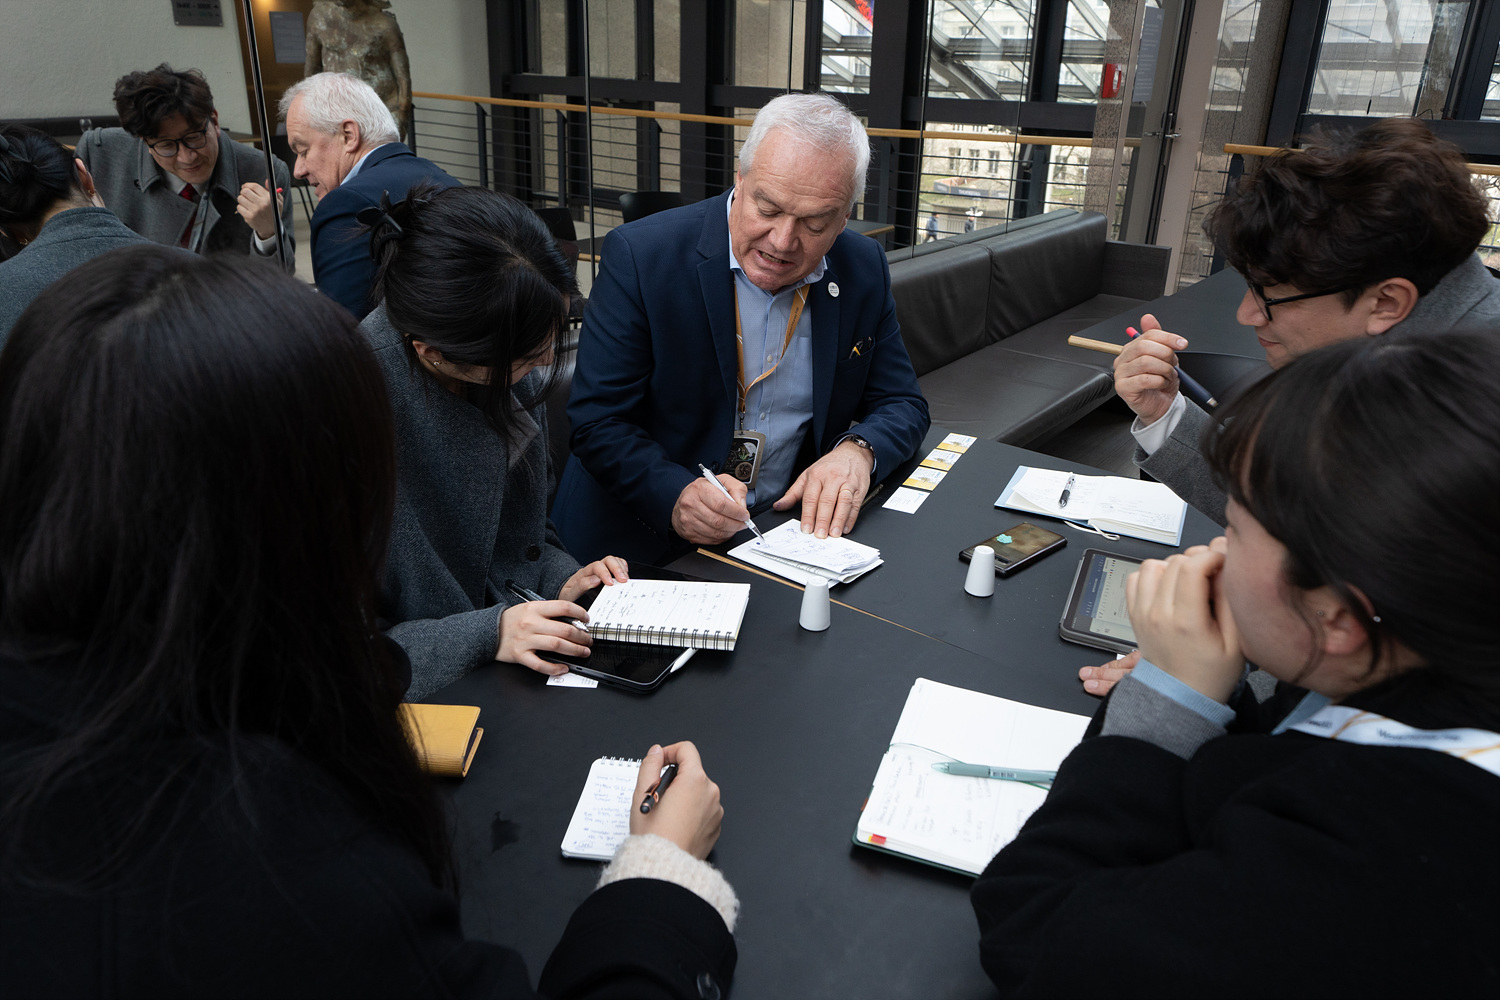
xmin=975 ymin=330 xmax=1500 ymax=996
xmin=362 ymin=184 xmax=632 ymax=698
xmin=0 ymin=123 xmax=147 ymax=338
xmin=74 ymin=63 xmax=293 ymax=266
xmin=0 ymin=246 xmax=736 ymax=997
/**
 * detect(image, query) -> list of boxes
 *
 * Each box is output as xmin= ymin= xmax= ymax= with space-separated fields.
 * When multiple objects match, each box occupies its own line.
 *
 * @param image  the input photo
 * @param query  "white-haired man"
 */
xmin=280 ymin=71 xmax=457 ymax=318
xmin=553 ymin=92 xmax=929 ymax=565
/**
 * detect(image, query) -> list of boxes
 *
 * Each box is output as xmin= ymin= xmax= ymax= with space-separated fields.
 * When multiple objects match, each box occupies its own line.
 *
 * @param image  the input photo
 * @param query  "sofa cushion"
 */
xmin=983 ymin=212 xmax=1108 ymax=341
xmin=1002 ymin=292 xmax=1147 ymax=364
xmin=917 ymin=345 xmax=1115 ymax=447
xmin=889 ymin=242 xmax=993 ymax=377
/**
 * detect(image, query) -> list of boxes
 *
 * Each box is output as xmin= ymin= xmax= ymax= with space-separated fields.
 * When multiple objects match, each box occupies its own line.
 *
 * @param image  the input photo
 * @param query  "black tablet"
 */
xmin=1059 ymin=548 xmax=1142 ymax=654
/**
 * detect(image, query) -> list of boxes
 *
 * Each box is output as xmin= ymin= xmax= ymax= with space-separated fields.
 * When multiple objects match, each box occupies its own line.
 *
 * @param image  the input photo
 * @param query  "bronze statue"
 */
xmin=304 ymin=0 xmax=413 ymax=140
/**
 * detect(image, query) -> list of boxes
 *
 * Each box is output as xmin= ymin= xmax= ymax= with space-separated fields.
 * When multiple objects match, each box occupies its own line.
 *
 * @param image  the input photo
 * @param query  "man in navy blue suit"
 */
xmin=280 ymin=72 xmax=457 ymax=318
xmin=553 ymin=93 xmax=929 ymax=565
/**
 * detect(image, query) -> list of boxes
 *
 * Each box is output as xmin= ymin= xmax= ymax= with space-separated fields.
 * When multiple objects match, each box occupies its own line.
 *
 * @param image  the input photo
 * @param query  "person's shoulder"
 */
xmin=828 ymin=222 xmax=889 ymax=279
xmin=76 ymin=127 xmax=137 ymax=158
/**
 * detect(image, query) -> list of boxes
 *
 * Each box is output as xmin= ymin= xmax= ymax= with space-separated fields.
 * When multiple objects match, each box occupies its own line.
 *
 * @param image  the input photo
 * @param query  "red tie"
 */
xmin=179 ymin=183 xmax=197 ymax=249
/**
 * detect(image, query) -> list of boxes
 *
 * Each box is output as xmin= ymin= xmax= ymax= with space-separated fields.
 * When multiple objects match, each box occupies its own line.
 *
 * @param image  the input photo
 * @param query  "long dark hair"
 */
xmin=0 ymin=246 xmax=452 ymax=888
xmin=368 ymin=182 xmax=578 ymax=434
xmin=1208 ymin=329 xmax=1500 ymax=719
xmin=0 ymin=123 xmax=87 ymax=249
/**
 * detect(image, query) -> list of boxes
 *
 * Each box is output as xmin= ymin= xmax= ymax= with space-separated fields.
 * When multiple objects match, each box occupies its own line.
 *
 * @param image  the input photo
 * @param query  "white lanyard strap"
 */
xmin=1288 ymin=705 xmax=1500 ymax=778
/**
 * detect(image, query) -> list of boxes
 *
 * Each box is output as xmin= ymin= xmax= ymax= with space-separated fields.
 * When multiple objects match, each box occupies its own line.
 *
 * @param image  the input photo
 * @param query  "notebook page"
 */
xmin=891 ymin=677 xmax=1089 ymax=770
xmin=586 ymin=580 xmax=749 ymax=634
xmin=1009 ymin=468 xmax=1107 ymax=520
xmin=861 ymin=744 xmax=1049 ymax=874
xmin=748 ymin=519 xmax=880 ymax=574
xmin=1092 ymin=478 xmax=1186 ymax=536
xmin=560 ymin=757 xmax=638 ymax=860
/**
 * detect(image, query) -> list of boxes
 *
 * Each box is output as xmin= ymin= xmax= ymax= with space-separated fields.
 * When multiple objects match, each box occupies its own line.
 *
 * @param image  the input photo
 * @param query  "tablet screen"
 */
xmin=1063 ymin=550 xmax=1140 ymax=648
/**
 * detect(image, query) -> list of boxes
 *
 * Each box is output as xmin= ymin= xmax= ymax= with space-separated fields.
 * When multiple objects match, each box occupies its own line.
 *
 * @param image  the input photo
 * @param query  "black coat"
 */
xmin=0 ymin=657 xmax=735 ymax=998
xmin=971 ymin=678 xmax=1500 ymax=997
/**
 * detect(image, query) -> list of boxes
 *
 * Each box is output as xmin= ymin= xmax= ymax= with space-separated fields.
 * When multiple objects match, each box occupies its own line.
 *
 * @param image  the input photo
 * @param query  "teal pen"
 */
xmin=932 ymin=761 xmax=1056 ymax=783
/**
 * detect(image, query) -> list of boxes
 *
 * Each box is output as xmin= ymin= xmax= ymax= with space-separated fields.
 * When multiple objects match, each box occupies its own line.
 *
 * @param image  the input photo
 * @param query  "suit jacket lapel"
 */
xmin=810 ymin=261 xmax=840 ymax=450
xmin=697 ymin=192 xmax=739 ymax=413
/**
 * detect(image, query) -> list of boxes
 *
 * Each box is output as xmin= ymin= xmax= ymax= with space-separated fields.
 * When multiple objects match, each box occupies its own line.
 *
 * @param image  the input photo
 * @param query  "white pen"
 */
xmin=697 ymin=463 xmax=765 ymax=543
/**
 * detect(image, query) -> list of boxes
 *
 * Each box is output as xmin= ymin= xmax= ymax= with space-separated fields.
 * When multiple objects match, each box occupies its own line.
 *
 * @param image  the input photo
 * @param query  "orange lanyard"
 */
xmin=734 ymin=284 xmax=809 ymax=419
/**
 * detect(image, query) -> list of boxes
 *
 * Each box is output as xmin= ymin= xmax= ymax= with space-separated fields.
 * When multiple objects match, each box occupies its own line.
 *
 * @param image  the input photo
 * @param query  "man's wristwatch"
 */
xmin=842 ymin=433 xmax=875 ymax=456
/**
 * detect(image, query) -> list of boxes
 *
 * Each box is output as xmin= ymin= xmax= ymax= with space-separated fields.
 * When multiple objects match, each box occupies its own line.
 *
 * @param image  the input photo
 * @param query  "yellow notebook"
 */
xmin=398 ymin=703 xmax=484 ymax=778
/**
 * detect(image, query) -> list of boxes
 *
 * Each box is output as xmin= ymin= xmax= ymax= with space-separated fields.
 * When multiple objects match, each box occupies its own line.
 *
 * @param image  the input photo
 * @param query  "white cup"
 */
xmin=799 ymin=578 xmax=832 ymax=631
xmin=965 ymin=545 xmax=996 ymax=597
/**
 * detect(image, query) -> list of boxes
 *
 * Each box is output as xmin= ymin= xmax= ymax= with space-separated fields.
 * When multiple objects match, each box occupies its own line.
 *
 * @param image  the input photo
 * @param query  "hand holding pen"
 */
xmin=496 ymin=580 xmax=592 ymax=676
xmin=1103 ymin=313 xmax=1216 ymax=423
xmin=630 ymin=742 xmax=724 ymax=860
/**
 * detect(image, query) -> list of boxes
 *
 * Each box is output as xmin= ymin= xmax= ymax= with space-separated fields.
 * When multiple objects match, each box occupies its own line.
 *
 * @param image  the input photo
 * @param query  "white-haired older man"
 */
xmin=280 ymin=71 xmax=457 ymax=318
xmin=553 ymin=93 xmax=929 ymax=565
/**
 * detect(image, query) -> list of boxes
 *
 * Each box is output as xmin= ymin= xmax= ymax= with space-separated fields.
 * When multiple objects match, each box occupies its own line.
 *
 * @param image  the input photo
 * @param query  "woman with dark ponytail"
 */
xmin=361 ymin=184 xmax=632 ymax=699
xmin=0 ymin=123 xmax=149 ymax=339
xmin=0 ymin=246 xmax=738 ymax=998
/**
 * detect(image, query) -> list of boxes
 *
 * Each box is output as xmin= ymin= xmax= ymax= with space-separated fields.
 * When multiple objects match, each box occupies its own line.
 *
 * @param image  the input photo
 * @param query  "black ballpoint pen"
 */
xmin=1058 ymin=474 xmax=1076 ymax=509
xmin=640 ymin=763 xmax=678 ymax=814
xmin=503 ymin=580 xmax=589 ymax=632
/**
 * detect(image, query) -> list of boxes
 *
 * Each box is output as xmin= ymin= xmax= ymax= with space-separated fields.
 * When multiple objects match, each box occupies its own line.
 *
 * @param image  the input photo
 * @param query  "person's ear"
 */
xmin=210 ymin=109 xmax=220 ymax=130
xmin=409 ymin=340 xmax=446 ymax=366
xmin=342 ymin=119 xmax=363 ymax=153
xmin=1364 ymin=278 xmax=1419 ymax=334
xmin=74 ymin=158 xmax=100 ymax=199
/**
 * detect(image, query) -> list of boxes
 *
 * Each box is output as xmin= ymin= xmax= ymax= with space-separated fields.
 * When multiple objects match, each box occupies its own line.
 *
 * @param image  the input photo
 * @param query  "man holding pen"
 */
xmin=554 ymin=94 xmax=929 ymax=564
xmin=1114 ymin=117 xmax=1500 ymax=527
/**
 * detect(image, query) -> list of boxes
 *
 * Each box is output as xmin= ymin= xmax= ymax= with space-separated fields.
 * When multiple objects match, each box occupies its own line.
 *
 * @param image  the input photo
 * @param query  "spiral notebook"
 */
xmin=560 ymin=756 xmax=640 ymax=860
xmin=583 ymin=579 xmax=750 ymax=650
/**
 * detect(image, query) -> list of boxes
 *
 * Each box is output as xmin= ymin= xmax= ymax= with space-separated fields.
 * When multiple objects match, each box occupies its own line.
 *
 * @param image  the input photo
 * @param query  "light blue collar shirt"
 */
xmin=726 ymin=193 xmax=825 ymax=507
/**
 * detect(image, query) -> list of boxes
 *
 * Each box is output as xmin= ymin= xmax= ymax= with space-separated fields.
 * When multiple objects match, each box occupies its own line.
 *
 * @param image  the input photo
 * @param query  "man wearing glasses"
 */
xmin=1114 ymin=117 xmax=1500 ymax=525
xmin=77 ymin=64 xmax=294 ymax=270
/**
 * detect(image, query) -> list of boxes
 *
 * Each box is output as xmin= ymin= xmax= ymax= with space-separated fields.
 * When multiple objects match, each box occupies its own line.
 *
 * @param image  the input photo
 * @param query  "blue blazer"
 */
xmin=310 ymin=143 xmax=458 ymax=318
xmin=553 ymin=191 xmax=930 ymax=564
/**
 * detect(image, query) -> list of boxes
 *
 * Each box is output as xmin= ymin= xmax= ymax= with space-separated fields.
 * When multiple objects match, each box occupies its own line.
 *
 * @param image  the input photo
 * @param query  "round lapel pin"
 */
xmin=828 ymin=282 xmax=840 ymax=298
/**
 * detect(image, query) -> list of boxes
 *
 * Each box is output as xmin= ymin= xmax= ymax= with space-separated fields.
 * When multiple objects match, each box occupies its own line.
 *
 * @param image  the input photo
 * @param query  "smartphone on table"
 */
xmin=958 ymin=522 xmax=1067 ymax=576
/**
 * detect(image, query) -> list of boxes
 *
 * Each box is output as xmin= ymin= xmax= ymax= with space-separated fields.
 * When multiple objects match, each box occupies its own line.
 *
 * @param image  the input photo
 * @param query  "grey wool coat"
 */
xmin=363 ymin=305 xmax=580 ymax=700
xmin=1136 ymin=252 xmax=1500 ymax=525
xmin=75 ymin=127 xmax=294 ymax=271
xmin=0 ymin=206 xmax=151 ymax=343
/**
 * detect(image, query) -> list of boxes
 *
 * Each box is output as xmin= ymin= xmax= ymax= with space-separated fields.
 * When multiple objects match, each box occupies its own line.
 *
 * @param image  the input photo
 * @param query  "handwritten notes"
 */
xmin=560 ymin=757 xmax=638 ymax=860
xmin=882 ymin=487 xmax=930 ymax=513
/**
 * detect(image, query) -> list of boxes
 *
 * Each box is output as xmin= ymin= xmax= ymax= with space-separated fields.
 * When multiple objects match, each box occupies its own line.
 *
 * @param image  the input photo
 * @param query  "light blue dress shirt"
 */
xmin=726 ymin=195 xmax=825 ymax=507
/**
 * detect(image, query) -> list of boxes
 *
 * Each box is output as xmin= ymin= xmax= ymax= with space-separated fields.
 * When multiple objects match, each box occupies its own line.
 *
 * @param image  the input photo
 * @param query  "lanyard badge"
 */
xmin=727 ymin=285 xmax=809 ymax=487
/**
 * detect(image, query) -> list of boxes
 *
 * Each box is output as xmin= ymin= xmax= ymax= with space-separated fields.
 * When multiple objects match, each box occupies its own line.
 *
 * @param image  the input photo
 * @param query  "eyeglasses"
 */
xmin=1246 ymin=281 xmax=1351 ymax=321
xmin=146 ymin=119 xmax=213 ymax=159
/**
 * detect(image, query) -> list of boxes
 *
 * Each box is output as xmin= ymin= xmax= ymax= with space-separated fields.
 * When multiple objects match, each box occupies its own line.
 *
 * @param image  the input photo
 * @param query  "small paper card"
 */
xmin=902 ymin=466 xmax=947 ymax=491
xmin=547 ymin=672 xmax=599 ymax=689
xmin=935 ymin=433 xmax=977 ymax=454
xmin=882 ymin=487 xmax=931 ymax=513
xmin=920 ymin=448 xmax=959 ymax=471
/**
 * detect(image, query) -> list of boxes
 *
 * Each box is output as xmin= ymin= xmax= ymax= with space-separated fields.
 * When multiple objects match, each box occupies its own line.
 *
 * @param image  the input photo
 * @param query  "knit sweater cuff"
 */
xmin=597 ymin=834 xmax=739 ymax=932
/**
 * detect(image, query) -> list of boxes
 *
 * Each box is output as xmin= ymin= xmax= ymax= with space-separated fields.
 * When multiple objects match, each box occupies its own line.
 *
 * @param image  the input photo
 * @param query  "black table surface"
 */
xmin=711 ymin=428 xmax=1224 ymax=666
xmin=434 ymin=567 xmax=1085 ymax=998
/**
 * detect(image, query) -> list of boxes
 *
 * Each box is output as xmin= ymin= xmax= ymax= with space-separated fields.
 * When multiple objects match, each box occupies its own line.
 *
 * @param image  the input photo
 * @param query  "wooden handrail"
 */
xmin=413 ymin=90 xmax=1100 ymax=148
xmin=1223 ymin=141 xmax=1500 ymax=176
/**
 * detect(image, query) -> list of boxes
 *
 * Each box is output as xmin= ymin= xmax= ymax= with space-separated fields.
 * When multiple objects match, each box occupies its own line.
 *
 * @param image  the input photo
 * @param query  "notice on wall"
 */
xmin=1132 ymin=6 xmax=1164 ymax=105
xmin=270 ymin=11 xmax=307 ymax=64
xmin=172 ymin=0 xmax=223 ymax=27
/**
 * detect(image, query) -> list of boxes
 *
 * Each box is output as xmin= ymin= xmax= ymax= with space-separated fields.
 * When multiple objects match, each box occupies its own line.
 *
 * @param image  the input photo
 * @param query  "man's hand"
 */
xmin=1079 ymin=648 xmax=1140 ymax=697
xmin=773 ymin=438 xmax=874 ymax=538
xmin=236 ymin=180 xmax=283 ymax=241
xmin=671 ymin=474 xmax=750 ymax=546
xmin=1113 ymin=313 xmax=1189 ymax=425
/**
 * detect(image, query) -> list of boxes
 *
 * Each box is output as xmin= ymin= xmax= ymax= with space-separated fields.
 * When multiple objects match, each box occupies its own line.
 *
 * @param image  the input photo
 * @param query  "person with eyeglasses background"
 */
xmin=75 ymin=64 xmax=294 ymax=270
xmin=1082 ymin=117 xmax=1500 ymax=701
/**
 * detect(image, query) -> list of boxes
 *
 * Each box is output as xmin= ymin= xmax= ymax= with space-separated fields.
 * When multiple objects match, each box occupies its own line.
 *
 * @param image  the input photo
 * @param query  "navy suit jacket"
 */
xmin=553 ymin=191 xmax=929 ymax=564
xmin=311 ymin=143 xmax=458 ymax=318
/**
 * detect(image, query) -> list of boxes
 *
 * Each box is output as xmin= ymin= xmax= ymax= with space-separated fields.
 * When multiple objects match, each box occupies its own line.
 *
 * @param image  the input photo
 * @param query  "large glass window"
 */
xmin=1305 ymin=0 xmax=1472 ymax=118
xmin=1060 ymin=0 xmax=1111 ymax=103
xmin=927 ymin=1 xmax=1033 ymax=100
xmin=821 ymin=0 xmax=873 ymax=94
xmin=734 ymin=0 xmax=807 ymax=89
xmin=588 ymin=0 xmax=638 ymax=79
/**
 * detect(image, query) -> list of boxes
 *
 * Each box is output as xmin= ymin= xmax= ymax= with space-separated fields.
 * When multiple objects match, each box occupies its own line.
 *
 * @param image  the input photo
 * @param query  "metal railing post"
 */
xmin=475 ymin=103 xmax=489 ymax=189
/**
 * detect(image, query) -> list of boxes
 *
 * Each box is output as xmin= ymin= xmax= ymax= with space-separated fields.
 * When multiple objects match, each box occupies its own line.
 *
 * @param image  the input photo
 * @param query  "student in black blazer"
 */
xmin=972 ymin=330 xmax=1500 ymax=996
xmin=0 ymin=246 xmax=737 ymax=999
xmin=280 ymin=71 xmax=458 ymax=318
